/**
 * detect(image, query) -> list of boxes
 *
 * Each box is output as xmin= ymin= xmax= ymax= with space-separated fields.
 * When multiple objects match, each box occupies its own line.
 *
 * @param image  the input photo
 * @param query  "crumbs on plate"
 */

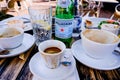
xmin=7 ymin=20 xmax=25 ymax=28
xmin=85 ymin=19 xmax=93 ymax=28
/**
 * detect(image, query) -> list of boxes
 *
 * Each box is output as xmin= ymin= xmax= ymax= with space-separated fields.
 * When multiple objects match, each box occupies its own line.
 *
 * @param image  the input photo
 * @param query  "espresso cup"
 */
xmin=81 ymin=29 xmax=120 ymax=59
xmin=38 ymin=40 xmax=66 ymax=69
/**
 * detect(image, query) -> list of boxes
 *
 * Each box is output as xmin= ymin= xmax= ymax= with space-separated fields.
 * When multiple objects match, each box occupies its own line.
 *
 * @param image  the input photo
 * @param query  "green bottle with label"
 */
xmin=55 ymin=0 xmax=74 ymax=48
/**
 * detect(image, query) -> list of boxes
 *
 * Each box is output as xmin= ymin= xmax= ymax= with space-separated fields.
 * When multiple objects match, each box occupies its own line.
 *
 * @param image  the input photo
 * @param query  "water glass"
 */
xmin=28 ymin=5 xmax=52 ymax=46
xmin=114 ymin=4 xmax=120 ymax=21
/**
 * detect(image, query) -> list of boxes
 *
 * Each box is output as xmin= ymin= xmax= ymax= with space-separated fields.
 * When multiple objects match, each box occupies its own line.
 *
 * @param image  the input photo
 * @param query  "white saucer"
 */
xmin=0 ymin=33 xmax=35 ymax=58
xmin=71 ymin=40 xmax=120 ymax=70
xmin=29 ymin=49 xmax=77 ymax=80
xmin=32 ymin=68 xmax=80 ymax=80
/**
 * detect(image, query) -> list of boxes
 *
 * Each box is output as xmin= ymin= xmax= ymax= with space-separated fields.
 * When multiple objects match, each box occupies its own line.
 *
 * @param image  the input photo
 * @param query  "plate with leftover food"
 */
xmin=98 ymin=20 xmax=120 ymax=35
xmin=0 ymin=15 xmax=32 ymax=31
xmin=81 ymin=17 xmax=109 ymax=30
xmin=81 ymin=17 xmax=120 ymax=31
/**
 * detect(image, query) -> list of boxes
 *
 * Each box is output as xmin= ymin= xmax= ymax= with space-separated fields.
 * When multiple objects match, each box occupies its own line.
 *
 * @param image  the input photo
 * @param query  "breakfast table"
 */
xmin=0 ymin=3 xmax=120 ymax=80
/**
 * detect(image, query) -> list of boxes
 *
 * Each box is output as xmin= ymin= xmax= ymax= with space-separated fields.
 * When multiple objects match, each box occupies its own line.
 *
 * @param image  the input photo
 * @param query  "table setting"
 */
xmin=29 ymin=49 xmax=79 ymax=80
xmin=0 ymin=1 xmax=120 ymax=80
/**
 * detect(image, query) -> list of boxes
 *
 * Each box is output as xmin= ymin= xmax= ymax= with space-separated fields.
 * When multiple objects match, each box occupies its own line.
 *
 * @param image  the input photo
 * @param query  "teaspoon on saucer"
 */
xmin=0 ymin=49 xmax=10 ymax=55
xmin=0 ymin=46 xmax=10 ymax=55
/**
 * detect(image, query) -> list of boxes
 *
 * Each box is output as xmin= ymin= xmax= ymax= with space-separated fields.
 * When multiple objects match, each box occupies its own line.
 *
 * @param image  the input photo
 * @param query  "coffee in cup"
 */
xmin=44 ymin=47 xmax=61 ymax=54
xmin=0 ymin=27 xmax=21 ymax=38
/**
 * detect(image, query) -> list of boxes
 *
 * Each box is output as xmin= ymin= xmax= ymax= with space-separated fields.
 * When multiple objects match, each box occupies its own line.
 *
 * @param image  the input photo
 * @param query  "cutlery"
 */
xmin=0 ymin=46 xmax=10 ymax=55
xmin=0 ymin=49 xmax=10 ymax=55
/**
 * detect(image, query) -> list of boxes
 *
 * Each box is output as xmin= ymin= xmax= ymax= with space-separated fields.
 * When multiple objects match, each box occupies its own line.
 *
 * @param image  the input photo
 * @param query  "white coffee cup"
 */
xmin=81 ymin=29 xmax=120 ymax=59
xmin=0 ymin=26 xmax=24 ymax=49
xmin=38 ymin=40 xmax=66 ymax=69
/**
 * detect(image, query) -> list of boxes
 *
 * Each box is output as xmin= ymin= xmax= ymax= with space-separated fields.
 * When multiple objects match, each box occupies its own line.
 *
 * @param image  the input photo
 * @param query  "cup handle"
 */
xmin=113 ymin=47 xmax=120 ymax=56
xmin=60 ymin=50 xmax=72 ymax=66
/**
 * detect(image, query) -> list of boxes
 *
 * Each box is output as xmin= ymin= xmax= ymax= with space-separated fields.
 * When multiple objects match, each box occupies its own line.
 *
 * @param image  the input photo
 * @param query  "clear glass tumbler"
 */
xmin=28 ymin=5 xmax=52 ymax=46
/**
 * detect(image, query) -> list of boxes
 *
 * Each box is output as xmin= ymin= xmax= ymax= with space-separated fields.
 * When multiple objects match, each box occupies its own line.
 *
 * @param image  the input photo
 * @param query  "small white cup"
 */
xmin=81 ymin=29 xmax=120 ymax=59
xmin=38 ymin=40 xmax=66 ymax=69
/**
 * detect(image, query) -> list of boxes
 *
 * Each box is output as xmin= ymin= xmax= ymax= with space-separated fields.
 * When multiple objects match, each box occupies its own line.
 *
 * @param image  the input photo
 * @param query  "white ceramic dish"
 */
xmin=81 ymin=17 xmax=109 ymax=30
xmin=32 ymin=68 xmax=80 ymax=80
xmin=0 ymin=33 xmax=35 ymax=58
xmin=0 ymin=15 xmax=32 ymax=31
xmin=29 ymin=49 xmax=78 ymax=80
xmin=71 ymin=40 xmax=120 ymax=70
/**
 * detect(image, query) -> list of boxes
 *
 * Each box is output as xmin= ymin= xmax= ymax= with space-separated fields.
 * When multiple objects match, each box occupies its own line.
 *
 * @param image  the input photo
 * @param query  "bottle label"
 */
xmin=58 ymin=0 xmax=71 ymax=8
xmin=55 ymin=18 xmax=74 ymax=39
xmin=74 ymin=16 xmax=82 ymax=28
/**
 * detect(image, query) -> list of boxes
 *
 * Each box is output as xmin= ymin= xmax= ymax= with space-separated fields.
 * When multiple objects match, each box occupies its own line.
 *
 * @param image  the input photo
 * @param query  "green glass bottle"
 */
xmin=55 ymin=0 xmax=74 ymax=48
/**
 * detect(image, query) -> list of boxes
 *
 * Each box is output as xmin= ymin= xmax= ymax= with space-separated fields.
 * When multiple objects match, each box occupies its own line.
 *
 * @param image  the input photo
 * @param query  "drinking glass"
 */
xmin=114 ymin=4 xmax=120 ymax=21
xmin=28 ymin=5 xmax=52 ymax=46
xmin=110 ymin=4 xmax=120 ymax=21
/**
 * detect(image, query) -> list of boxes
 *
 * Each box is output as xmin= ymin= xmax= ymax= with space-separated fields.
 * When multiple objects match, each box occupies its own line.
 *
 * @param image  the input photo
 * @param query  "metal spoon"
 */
xmin=0 ymin=49 xmax=10 ymax=55
xmin=0 ymin=46 xmax=10 ymax=55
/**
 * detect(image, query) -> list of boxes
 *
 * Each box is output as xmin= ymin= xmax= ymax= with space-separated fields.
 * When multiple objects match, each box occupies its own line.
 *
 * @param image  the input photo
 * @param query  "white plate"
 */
xmin=81 ymin=17 xmax=109 ymax=30
xmin=29 ymin=49 xmax=77 ymax=80
xmin=71 ymin=40 xmax=120 ymax=70
xmin=0 ymin=33 xmax=35 ymax=58
xmin=0 ymin=15 xmax=32 ymax=31
xmin=32 ymin=68 xmax=80 ymax=80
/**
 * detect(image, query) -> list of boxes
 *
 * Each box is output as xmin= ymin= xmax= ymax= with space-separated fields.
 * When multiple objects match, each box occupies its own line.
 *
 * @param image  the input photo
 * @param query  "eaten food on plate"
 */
xmin=7 ymin=20 xmax=25 ymax=28
xmin=98 ymin=20 xmax=120 ymax=35
xmin=85 ymin=19 xmax=93 ymax=28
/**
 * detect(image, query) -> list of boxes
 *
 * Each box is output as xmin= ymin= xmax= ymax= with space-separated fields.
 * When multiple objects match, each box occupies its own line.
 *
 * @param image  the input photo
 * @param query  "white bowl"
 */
xmin=0 ymin=27 xmax=24 ymax=49
xmin=81 ymin=29 xmax=120 ymax=59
